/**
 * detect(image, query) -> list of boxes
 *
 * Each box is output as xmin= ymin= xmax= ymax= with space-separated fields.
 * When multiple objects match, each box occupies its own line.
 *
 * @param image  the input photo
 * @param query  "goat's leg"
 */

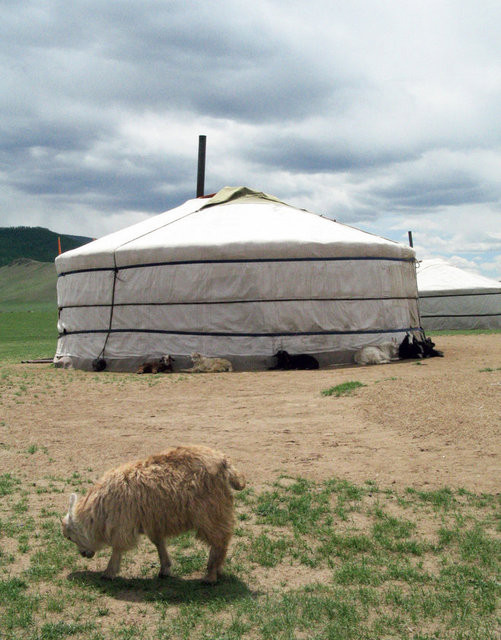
xmin=102 ymin=548 xmax=122 ymax=579
xmin=203 ymin=540 xmax=230 ymax=584
xmin=153 ymin=539 xmax=172 ymax=578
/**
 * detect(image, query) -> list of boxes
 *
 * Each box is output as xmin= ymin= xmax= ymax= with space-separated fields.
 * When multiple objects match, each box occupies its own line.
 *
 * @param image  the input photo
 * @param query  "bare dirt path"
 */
xmin=1 ymin=334 xmax=500 ymax=497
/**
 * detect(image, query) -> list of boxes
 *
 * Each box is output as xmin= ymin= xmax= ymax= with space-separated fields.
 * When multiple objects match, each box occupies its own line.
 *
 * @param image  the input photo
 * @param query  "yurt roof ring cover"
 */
xmin=55 ymin=186 xmax=421 ymax=370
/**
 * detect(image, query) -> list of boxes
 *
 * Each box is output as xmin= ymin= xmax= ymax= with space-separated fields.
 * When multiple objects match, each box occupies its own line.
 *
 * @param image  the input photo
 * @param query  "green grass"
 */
xmin=0 ymin=310 xmax=58 ymax=362
xmin=1 ymin=474 xmax=499 ymax=639
xmin=0 ymin=260 xmax=59 ymax=361
xmin=321 ymin=381 xmax=367 ymax=397
xmin=0 ymin=474 xmax=21 ymax=497
xmin=428 ymin=328 xmax=501 ymax=336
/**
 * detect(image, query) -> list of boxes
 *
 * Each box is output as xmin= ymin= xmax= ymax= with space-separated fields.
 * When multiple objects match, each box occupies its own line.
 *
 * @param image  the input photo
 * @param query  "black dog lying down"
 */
xmin=270 ymin=350 xmax=319 ymax=370
xmin=399 ymin=334 xmax=444 ymax=359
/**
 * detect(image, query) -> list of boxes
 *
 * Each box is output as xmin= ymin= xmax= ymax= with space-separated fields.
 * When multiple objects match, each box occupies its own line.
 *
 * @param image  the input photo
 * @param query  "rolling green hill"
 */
xmin=0 ymin=259 xmax=57 ymax=311
xmin=0 ymin=226 xmax=92 ymax=267
xmin=0 ymin=227 xmax=92 ymax=312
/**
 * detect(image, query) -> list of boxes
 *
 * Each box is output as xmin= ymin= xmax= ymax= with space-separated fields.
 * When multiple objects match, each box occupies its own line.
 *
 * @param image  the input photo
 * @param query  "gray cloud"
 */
xmin=250 ymin=134 xmax=419 ymax=174
xmin=0 ymin=0 xmax=500 ymax=278
xmin=371 ymin=175 xmax=493 ymax=210
xmin=1 ymin=1 xmax=333 ymax=122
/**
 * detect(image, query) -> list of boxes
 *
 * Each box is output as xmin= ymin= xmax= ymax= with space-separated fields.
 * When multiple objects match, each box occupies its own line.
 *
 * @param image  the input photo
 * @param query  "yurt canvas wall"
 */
xmin=55 ymin=187 xmax=421 ymax=371
xmin=417 ymin=259 xmax=501 ymax=330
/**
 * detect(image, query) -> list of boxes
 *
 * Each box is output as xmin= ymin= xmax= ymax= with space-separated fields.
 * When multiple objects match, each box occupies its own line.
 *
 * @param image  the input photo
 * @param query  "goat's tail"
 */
xmin=222 ymin=458 xmax=246 ymax=491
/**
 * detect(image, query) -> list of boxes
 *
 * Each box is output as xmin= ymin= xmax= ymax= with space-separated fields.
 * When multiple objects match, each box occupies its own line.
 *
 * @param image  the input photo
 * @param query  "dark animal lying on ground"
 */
xmin=399 ymin=334 xmax=421 ymax=359
xmin=399 ymin=334 xmax=444 ymax=360
xmin=269 ymin=350 xmax=319 ymax=370
xmin=422 ymin=337 xmax=444 ymax=358
xmin=92 ymin=357 xmax=107 ymax=372
xmin=136 ymin=355 xmax=174 ymax=374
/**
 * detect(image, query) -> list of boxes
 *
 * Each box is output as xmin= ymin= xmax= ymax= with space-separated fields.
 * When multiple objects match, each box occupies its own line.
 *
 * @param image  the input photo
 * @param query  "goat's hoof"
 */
xmin=158 ymin=570 xmax=172 ymax=579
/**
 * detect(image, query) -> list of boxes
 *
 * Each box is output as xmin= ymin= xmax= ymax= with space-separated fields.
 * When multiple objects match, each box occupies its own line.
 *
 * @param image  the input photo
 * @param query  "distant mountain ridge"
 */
xmin=0 ymin=226 xmax=92 ymax=267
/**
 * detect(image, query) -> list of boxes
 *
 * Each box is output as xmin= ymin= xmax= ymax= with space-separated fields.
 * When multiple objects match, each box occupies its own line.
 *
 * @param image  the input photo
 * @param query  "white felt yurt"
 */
xmin=55 ymin=187 xmax=421 ymax=371
xmin=417 ymin=259 xmax=501 ymax=331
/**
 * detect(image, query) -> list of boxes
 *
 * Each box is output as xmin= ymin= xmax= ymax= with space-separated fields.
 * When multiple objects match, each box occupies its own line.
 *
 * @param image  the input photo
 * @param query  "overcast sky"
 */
xmin=1 ymin=1 xmax=500 ymax=278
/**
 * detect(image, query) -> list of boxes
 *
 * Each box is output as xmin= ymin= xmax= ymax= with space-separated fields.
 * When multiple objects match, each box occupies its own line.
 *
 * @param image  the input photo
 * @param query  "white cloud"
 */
xmin=0 ymin=1 xmax=500 ymax=279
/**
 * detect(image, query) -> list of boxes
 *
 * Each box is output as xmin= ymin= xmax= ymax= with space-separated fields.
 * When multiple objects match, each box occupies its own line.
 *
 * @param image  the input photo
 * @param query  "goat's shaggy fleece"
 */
xmin=54 ymin=356 xmax=73 ymax=369
xmin=185 ymin=352 xmax=233 ymax=373
xmin=354 ymin=342 xmax=400 ymax=365
xmin=61 ymin=445 xmax=245 ymax=583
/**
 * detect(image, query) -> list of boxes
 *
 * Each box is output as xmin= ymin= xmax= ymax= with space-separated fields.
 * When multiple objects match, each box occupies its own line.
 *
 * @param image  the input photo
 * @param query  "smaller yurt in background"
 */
xmin=417 ymin=259 xmax=501 ymax=330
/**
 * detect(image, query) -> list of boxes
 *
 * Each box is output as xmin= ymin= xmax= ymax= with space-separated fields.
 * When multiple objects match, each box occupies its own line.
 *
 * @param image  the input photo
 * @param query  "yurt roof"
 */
xmin=417 ymin=259 xmax=501 ymax=297
xmin=56 ymin=186 xmax=415 ymax=274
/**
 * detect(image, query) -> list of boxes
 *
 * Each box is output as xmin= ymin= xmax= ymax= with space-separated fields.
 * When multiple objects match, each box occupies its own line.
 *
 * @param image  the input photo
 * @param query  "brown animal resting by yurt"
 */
xmin=54 ymin=187 xmax=421 ymax=371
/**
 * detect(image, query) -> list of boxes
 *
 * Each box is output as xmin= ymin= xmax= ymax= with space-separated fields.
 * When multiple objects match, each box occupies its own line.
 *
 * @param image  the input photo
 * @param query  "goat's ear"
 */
xmin=68 ymin=492 xmax=78 ymax=518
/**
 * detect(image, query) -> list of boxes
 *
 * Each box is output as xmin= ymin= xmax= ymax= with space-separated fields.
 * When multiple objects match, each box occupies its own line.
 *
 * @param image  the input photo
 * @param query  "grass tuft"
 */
xmin=0 ymin=473 xmax=21 ymax=496
xmin=321 ymin=381 xmax=366 ymax=397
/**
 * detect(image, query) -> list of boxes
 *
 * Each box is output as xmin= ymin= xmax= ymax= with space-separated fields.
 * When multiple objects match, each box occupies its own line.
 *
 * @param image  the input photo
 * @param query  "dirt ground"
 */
xmin=1 ymin=334 xmax=499 ymax=496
